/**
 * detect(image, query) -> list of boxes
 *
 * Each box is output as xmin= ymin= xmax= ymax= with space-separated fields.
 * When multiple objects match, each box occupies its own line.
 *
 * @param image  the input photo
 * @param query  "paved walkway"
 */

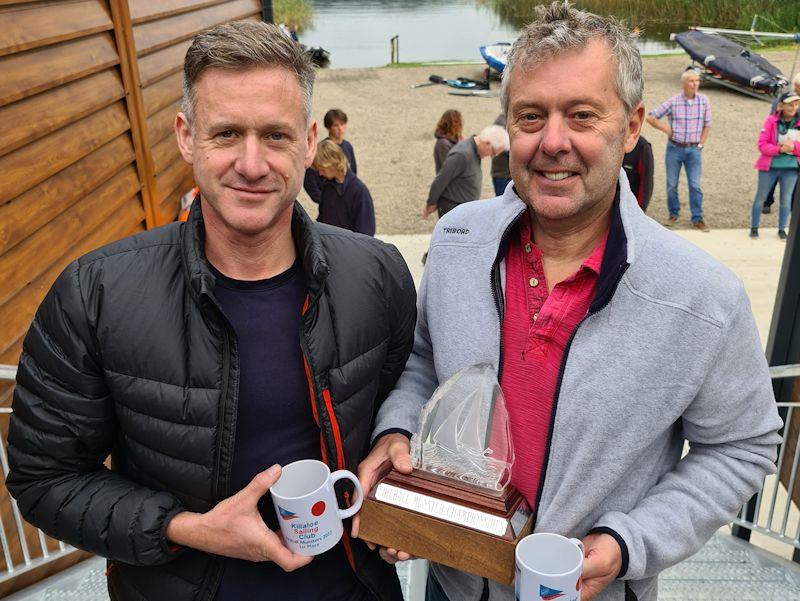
xmin=7 ymin=227 xmax=798 ymax=600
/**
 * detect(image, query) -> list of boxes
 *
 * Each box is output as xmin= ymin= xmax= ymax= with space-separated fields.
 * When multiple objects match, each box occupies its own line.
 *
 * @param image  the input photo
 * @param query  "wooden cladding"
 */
xmin=133 ymin=0 xmax=259 ymax=56
xmin=0 ymin=102 xmax=131 ymax=203
xmin=0 ymin=69 xmax=125 ymax=156
xmin=0 ymin=33 xmax=120 ymax=107
xmin=0 ymin=1 xmax=261 ymax=594
xmin=0 ymin=0 xmax=113 ymax=57
xmin=138 ymin=38 xmax=191 ymax=86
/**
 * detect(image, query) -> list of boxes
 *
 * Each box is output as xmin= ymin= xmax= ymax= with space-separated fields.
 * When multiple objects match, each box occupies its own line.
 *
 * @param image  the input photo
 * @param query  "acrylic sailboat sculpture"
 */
xmin=414 ymin=364 xmax=513 ymax=491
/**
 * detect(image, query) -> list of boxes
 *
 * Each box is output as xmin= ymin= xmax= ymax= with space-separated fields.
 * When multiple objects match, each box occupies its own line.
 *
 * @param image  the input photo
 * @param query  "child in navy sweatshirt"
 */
xmin=304 ymin=108 xmax=357 ymax=202
xmin=313 ymin=140 xmax=375 ymax=236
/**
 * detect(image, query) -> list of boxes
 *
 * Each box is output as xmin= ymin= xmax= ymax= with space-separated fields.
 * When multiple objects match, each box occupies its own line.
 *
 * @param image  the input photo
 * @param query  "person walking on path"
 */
xmin=492 ymin=113 xmax=512 ymax=195
xmin=433 ymin=109 xmax=463 ymax=174
xmin=314 ymin=139 xmax=376 ymax=236
xmin=646 ymin=68 xmax=711 ymax=231
xmin=750 ymin=90 xmax=800 ymax=240
xmin=423 ymin=125 xmax=509 ymax=219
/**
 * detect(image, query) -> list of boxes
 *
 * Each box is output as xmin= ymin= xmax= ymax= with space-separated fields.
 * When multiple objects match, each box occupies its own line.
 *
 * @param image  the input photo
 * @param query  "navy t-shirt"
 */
xmin=211 ymin=260 xmax=371 ymax=601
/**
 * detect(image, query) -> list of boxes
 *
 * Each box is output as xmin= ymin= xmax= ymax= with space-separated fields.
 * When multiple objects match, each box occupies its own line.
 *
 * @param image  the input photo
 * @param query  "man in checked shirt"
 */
xmin=646 ymin=68 xmax=712 ymax=231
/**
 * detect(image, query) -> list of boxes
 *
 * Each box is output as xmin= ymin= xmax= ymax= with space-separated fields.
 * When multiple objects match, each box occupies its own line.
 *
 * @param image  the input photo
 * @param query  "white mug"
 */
xmin=515 ymin=533 xmax=584 ymax=601
xmin=270 ymin=459 xmax=363 ymax=556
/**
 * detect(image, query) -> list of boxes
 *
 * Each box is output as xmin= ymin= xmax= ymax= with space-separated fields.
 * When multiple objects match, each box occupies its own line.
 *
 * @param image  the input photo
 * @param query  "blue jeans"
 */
xmin=665 ymin=142 xmax=704 ymax=222
xmin=751 ymin=169 xmax=797 ymax=231
xmin=493 ymin=177 xmax=512 ymax=196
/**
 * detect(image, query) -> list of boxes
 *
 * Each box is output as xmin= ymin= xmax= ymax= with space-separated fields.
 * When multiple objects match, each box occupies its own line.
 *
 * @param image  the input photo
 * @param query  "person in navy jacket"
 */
xmin=314 ymin=139 xmax=376 ymax=236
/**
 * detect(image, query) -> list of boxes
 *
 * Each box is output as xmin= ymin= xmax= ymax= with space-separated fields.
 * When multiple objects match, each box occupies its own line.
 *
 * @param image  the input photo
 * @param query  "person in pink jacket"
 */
xmin=750 ymin=90 xmax=800 ymax=239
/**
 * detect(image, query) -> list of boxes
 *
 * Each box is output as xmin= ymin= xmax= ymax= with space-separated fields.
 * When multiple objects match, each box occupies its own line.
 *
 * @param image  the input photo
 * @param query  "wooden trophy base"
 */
xmin=358 ymin=464 xmax=533 ymax=584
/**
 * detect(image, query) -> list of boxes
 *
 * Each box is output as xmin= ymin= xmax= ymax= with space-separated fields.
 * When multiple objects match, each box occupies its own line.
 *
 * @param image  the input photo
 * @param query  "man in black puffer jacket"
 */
xmin=7 ymin=21 xmax=415 ymax=601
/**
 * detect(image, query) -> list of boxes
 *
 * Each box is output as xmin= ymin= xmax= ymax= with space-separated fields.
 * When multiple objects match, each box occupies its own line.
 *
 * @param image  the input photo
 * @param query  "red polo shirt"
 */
xmin=500 ymin=215 xmax=607 ymax=509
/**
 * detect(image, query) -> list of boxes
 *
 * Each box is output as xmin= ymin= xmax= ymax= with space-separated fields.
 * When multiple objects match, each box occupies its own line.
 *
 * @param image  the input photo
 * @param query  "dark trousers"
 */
xmin=437 ymin=198 xmax=460 ymax=218
xmin=425 ymin=572 xmax=450 ymax=601
xmin=426 ymin=571 xmax=489 ymax=601
xmin=492 ymin=177 xmax=512 ymax=196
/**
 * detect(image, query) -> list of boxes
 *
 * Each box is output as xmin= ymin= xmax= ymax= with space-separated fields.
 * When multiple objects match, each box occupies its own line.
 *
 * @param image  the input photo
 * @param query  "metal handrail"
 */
xmin=731 ymin=400 xmax=800 ymax=555
xmin=0 ymin=365 xmax=75 ymax=585
xmin=770 ymin=363 xmax=800 ymax=379
xmin=0 ymin=364 xmax=16 ymax=382
xmin=731 ymin=365 xmax=800 ymax=561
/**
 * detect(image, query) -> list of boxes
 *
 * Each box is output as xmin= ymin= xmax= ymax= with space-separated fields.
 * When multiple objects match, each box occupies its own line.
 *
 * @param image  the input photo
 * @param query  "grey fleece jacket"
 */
xmin=373 ymin=175 xmax=782 ymax=601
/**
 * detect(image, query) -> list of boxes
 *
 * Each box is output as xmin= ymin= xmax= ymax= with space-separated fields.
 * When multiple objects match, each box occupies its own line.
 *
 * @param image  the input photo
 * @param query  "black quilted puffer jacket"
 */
xmin=7 ymin=201 xmax=416 ymax=601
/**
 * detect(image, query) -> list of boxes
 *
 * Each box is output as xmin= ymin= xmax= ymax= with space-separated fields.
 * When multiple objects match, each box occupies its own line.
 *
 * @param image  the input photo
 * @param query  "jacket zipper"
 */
xmin=299 ymin=295 xmax=357 ymax=573
xmin=300 ymin=294 xmax=332 ymax=465
xmin=491 ymin=210 xmax=526 ymax=382
xmin=320 ymin=384 xmax=355 ymax=571
xmin=483 ymin=210 xmax=524 ymax=600
xmin=533 ymin=263 xmax=630 ymax=514
xmin=200 ymin=294 xmax=236 ymax=600
xmin=203 ymin=295 xmax=235 ymax=504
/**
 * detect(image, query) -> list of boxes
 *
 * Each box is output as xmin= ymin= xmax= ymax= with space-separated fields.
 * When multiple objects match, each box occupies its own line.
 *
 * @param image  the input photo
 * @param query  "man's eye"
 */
xmin=269 ymin=132 xmax=285 ymax=141
xmin=574 ymin=111 xmax=593 ymax=121
xmin=521 ymin=113 xmax=539 ymax=122
xmin=217 ymin=130 xmax=235 ymax=138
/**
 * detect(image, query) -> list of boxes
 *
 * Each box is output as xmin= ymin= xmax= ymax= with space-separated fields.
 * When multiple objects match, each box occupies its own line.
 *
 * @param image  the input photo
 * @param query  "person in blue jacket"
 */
xmin=314 ymin=139 xmax=376 ymax=236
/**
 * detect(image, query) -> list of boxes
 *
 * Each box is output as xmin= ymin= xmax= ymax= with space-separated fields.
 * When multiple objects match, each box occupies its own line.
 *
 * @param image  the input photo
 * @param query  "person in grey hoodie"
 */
xmin=354 ymin=3 xmax=782 ymax=601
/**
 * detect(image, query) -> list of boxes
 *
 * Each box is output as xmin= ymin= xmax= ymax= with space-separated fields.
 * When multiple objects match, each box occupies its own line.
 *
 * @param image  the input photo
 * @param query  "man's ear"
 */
xmin=304 ymin=119 xmax=318 ymax=169
xmin=175 ymin=112 xmax=194 ymax=165
xmin=623 ymin=102 xmax=645 ymax=153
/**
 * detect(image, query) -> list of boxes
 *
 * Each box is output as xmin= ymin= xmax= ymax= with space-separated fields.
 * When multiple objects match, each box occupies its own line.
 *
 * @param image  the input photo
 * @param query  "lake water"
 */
xmin=298 ymin=0 xmax=682 ymax=68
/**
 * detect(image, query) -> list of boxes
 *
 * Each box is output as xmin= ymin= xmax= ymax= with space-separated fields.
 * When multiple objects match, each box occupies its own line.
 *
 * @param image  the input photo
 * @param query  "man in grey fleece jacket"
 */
xmin=355 ymin=3 xmax=782 ymax=601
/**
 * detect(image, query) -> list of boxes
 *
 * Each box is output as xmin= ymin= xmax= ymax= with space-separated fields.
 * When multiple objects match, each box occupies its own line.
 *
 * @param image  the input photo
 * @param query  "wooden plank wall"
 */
xmin=0 ymin=0 xmax=260 ymax=594
xmin=0 ymin=0 xmax=145 ymax=591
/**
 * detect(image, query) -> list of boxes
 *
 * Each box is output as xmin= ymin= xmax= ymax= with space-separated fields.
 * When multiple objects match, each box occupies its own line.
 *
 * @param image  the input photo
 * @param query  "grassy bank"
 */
xmin=479 ymin=0 xmax=800 ymax=33
xmin=273 ymin=0 xmax=313 ymax=32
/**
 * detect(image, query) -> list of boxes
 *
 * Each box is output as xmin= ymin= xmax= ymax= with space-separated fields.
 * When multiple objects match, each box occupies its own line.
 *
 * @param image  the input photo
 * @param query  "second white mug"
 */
xmin=515 ymin=532 xmax=584 ymax=601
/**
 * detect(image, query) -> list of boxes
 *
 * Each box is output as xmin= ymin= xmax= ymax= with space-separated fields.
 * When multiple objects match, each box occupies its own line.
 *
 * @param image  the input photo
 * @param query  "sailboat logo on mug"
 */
xmin=539 ymin=585 xmax=565 ymax=600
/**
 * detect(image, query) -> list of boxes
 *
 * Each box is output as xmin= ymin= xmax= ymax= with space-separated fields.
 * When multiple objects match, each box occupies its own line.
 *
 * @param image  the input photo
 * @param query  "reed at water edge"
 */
xmin=479 ymin=0 xmax=800 ymax=33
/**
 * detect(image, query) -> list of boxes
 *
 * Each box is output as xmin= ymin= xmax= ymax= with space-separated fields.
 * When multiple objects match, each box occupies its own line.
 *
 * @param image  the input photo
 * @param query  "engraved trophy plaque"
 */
xmin=358 ymin=364 xmax=533 ymax=584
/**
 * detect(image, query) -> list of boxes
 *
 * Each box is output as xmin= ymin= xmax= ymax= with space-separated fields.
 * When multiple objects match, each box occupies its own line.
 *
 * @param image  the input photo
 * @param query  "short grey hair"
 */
xmin=681 ymin=68 xmax=701 ymax=82
xmin=478 ymin=124 xmax=510 ymax=152
xmin=500 ymin=1 xmax=643 ymax=115
xmin=181 ymin=20 xmax=315 ymax=124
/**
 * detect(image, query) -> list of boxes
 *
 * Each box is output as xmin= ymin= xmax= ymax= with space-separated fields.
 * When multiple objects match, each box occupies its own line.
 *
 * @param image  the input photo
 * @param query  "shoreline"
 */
xmin=298 ymin=49 xmax=800 ymax=235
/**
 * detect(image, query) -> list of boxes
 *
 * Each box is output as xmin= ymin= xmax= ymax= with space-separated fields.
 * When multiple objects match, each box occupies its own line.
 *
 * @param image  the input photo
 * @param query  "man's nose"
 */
xmin=234 ymin=136 xmax=270 ymax=180
xmin=539 ymin=116 xmax=571 ymax=156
